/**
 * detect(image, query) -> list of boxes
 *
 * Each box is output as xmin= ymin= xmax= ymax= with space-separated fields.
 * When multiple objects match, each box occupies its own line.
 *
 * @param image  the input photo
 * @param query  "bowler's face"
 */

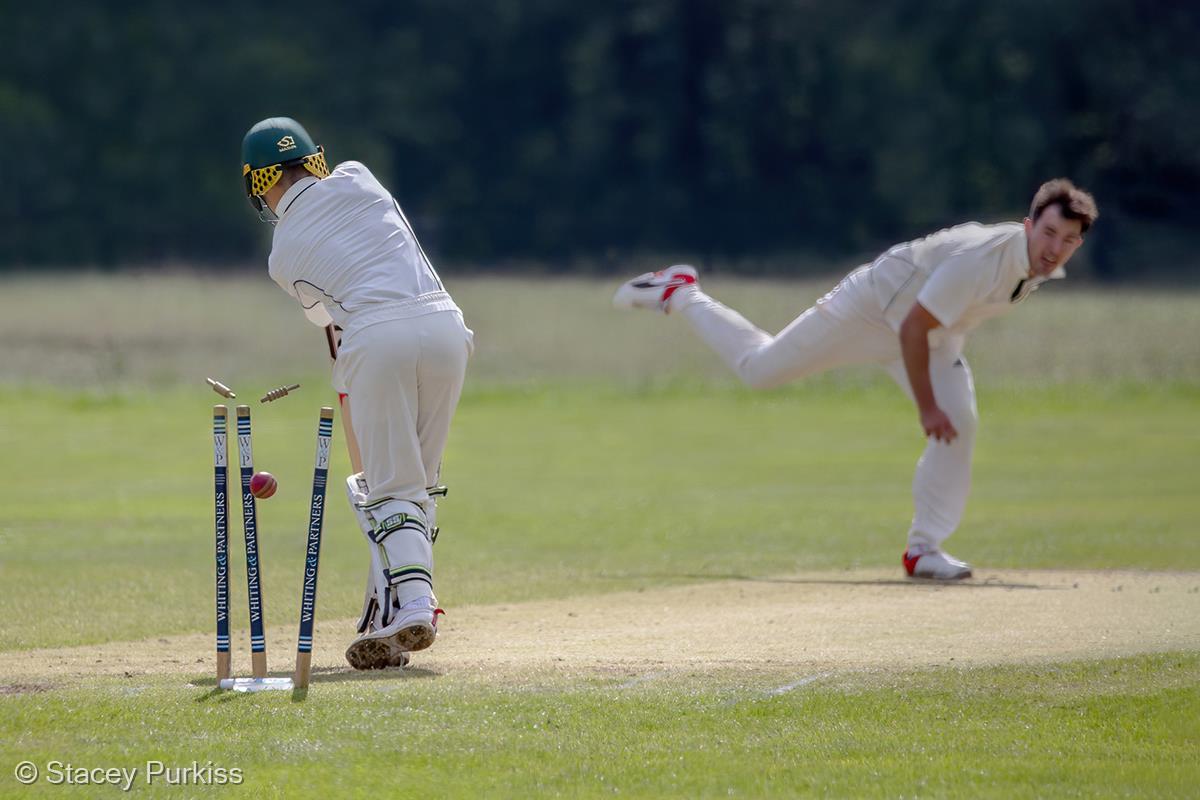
xmin=1024 ymin=205 xmax=1084 ymax=278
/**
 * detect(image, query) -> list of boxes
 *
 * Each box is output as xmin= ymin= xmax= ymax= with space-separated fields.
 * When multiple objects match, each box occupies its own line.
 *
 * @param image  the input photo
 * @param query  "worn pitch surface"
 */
xmin=5 ymin=569 xmax=1196 ymax=685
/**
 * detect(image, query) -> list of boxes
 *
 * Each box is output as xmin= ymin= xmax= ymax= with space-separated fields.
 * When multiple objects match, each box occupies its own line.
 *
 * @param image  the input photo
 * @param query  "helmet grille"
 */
xmin=302 ymin=149 xmax=330 ymax=179
xmin=245 ymin=164 xmax=283 ymax=197
xmin=242 ymin=146 xmax=328 ymax=199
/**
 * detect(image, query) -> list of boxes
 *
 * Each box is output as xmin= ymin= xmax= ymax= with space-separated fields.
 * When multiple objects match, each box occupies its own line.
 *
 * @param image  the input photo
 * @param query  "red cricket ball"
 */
xmin=250 ymin=471 xmax=277 ymax=499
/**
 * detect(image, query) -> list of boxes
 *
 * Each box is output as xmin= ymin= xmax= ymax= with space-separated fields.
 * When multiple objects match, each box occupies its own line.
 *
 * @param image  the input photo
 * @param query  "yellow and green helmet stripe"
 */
xmin=240 ymin=117 xmax=330 ymax=200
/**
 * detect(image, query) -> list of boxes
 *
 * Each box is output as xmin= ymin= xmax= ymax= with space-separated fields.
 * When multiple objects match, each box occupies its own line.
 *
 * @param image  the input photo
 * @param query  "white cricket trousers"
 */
xmin=334 ymin=310 xmax=473 ymax=507
xmin=672 ymin=268 xmax=977 ymax=550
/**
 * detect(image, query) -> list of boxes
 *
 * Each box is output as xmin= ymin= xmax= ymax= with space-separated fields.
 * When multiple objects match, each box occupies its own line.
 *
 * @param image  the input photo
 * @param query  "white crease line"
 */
xmin=763 ymin=672 xmax=835 ymax=697
xmin=615 ymin=671 xmax=667 ymax=690
xmin=719 ymin=671 xmax=836 ymax=707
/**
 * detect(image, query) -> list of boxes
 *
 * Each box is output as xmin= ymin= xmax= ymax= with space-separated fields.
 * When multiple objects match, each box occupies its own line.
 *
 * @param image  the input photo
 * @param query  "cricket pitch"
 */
xmin=3 ymin=569 xmax=1197 ymax=687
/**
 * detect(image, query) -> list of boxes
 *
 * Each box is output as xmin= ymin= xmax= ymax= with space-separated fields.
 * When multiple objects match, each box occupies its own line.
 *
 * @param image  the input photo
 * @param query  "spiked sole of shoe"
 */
xmin=394 ymin=623 xmax=436 ymax=652
xmin=345 ymin=638 xmax=394 ymax=670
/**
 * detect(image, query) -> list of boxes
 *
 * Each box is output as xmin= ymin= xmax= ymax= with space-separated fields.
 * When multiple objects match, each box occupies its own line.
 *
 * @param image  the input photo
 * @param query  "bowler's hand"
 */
xmin=919 ymin=406 xmax=958 ymax=443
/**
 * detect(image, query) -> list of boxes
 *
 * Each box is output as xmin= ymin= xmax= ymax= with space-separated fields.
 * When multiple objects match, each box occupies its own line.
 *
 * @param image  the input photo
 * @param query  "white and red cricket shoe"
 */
xmin=903 ymin=548 xmax=973 ymax=580
xmin=345 ymin=597 xmax=442 ymax=670
xmin=612 ymin=265 xmax=699 ymax=313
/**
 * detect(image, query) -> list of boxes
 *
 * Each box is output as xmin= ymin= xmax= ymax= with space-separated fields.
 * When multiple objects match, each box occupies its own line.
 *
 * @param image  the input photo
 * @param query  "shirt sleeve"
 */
xmin=290 ymin=281 xmax=334 ymax=327
xmin=300 ymin=300 xmax=334 ymax=328
xmin=268 ymin=255 xmax=335 ymax=328
xmin=916 ymin=253 xmax=995 ymax=328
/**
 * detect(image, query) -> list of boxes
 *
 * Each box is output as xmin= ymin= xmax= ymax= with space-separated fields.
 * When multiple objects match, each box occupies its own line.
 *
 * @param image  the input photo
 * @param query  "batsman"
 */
xmin=241 ymin=117 xmax=473 ymax=669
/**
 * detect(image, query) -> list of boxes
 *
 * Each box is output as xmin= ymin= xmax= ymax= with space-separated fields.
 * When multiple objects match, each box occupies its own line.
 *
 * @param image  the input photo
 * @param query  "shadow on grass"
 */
xmin=603 ymin=573 xmax=1065 ymax=591
xmin=290 ymin=666 xmax=441 ymax=700
xmin=193 ymin=666 xmax=440 ymax=703
xmin=308 ymin=665 xmax=441 ymax=684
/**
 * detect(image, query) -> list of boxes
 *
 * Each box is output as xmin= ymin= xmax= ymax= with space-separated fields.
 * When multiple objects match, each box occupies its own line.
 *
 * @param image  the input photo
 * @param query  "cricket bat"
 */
xmin=324 ymin=324 xmax=364 ymax=473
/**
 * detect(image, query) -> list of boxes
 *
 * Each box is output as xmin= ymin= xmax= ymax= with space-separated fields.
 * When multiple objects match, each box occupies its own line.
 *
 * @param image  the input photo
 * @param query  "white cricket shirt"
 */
xmin=268 ymin=161 xmax=459 ymax=334
xmin=867 ymin=221 xmax=1064 ymax=352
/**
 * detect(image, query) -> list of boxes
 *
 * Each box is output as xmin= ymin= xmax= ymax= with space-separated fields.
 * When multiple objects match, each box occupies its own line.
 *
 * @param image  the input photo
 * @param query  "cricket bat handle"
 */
xmin=325 ymin=325 xmax=364 ymax=473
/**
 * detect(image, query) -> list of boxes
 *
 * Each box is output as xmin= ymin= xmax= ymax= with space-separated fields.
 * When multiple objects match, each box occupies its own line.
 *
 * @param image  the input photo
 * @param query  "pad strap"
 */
xmin=356 ymin=594 xmax=379 ymax=634
xmin=370 ymin=512 xmax=428 ymax=545
xmin=379 ymin=566 xmax=434 ymax=628
xmin=427 ymin=485 xmax=447 ymax=543
xmin=385 ymin=563 xmax=433 ymax=589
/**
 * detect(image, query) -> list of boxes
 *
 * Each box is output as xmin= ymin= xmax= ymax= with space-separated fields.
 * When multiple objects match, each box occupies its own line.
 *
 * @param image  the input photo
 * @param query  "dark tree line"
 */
xmin=3 ymin=0 xmax=1197 ymax=278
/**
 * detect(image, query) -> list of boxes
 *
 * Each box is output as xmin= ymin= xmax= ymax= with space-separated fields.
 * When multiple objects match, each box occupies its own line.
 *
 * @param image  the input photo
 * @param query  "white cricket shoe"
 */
xmin=345 ymin=597 xmax=441 ymax=670
xmin=613 ymin=265 xmax=698 ymax=313
xmin=344 ymin=635 xmax=411 ymax=671
xmin=903 ymin=548 xmax=973 ymax=580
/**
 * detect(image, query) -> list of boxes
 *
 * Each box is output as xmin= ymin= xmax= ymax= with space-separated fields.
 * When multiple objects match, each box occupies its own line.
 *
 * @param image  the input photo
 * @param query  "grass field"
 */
xmin=1 ymin=272 xmax=1198 ymax=797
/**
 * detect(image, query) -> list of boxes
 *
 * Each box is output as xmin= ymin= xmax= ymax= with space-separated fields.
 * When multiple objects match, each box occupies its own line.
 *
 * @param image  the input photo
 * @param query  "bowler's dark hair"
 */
xmin=1030 ymin=179 xmax=1098 ymax=233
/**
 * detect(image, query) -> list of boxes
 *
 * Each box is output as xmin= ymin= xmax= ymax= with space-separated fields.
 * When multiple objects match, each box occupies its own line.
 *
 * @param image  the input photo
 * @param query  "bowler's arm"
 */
xmin=898 ymin=304 xmax=958 ymax=443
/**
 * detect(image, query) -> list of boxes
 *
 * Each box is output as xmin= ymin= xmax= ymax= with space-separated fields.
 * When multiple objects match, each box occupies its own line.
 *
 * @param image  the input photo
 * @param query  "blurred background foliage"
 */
xmin=2 ymin=0 xmax=1197 ymax=277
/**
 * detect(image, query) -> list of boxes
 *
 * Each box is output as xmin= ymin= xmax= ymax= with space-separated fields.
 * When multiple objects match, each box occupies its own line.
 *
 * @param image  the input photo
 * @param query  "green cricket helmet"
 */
xmin=241 ymin=117 xmax=330 ymax=220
